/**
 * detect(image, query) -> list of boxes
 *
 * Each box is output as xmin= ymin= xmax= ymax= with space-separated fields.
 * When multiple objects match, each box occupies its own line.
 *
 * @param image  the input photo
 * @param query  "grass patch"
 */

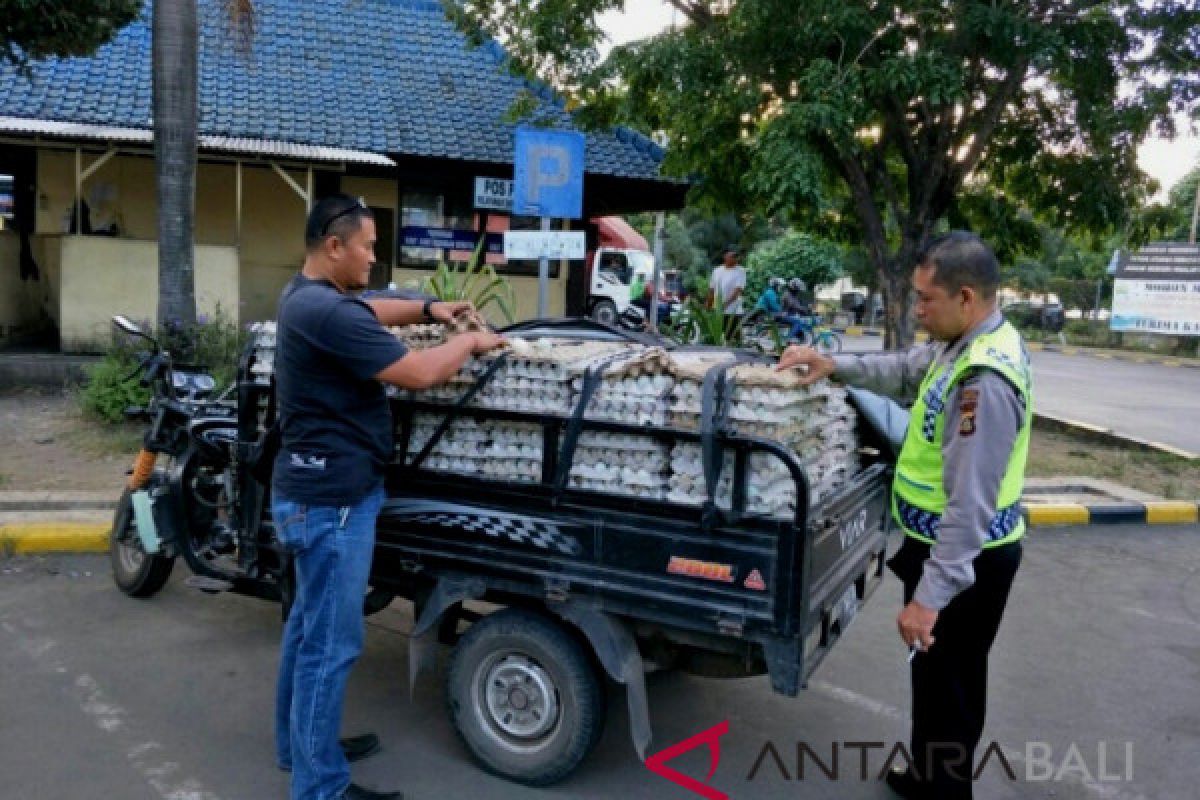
xmin=1028 ymin=427 xmax=1200 ymax=501
xmin=65 ymin=406 xmax=144 ymax=459
xmin=0 ymin=472 xmax=9 ymax=488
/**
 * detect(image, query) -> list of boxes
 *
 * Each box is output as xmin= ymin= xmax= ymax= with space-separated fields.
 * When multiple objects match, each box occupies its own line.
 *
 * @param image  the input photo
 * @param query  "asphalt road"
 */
xmin=3 ymin=524 xmax=1197 ymax=800
xmin=841 ymin=336 xmax=1200 ymax=455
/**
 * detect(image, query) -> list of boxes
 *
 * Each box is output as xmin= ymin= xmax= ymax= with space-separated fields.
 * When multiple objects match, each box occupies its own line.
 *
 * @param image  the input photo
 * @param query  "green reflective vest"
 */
xmin=892 ymin=320 xmax=1033 ymax=547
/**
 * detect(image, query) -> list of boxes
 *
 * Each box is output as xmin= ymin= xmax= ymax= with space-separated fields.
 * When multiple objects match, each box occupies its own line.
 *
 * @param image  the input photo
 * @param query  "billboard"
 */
xmin=1110 ymin=243 xmax=1200 ymax=337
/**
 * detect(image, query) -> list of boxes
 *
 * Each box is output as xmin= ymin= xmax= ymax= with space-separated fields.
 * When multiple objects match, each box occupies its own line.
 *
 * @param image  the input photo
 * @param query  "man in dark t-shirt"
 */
xmin=272 ymin=194 xmax=503 ymax=800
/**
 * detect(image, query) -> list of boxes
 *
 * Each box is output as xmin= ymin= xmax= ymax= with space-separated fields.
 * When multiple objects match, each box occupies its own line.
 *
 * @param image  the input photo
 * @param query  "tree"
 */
xmin=153 ymin=0 xmax=254 ymax=333
xmin=745 ymin=232 xmax=843 ymax=305
xmin=451 ymin=0 xmax=1200 ymax=345
xmin=0 ymin=0 xmax=141 ymax=67
xmin=1166 ymin=164 xmax=1200 ymax=241
xmin=153 ymin=0 xmax=199 ymax=332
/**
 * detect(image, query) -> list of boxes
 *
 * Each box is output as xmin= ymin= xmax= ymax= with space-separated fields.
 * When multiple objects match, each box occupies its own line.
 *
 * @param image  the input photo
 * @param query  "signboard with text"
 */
xmin=473 ymin=177 xmax=514 ymax=212
xmin=503 ymin=230 xmax=586 ymax=261
xmin=1111 ymin=242 xmax=1200 ymax=336
xmin=401 ymin=226 xmax=503 ymax=255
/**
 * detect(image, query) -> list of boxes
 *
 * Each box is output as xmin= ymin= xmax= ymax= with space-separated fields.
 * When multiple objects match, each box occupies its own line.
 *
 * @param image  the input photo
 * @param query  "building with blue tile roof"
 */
xmin=0 ymin=0 xmax=686 ymax=350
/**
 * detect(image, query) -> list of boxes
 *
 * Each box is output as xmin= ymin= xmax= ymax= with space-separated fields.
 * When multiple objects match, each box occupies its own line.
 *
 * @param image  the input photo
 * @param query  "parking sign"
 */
xmin=512 ymin=128 xmax=585 ymax=219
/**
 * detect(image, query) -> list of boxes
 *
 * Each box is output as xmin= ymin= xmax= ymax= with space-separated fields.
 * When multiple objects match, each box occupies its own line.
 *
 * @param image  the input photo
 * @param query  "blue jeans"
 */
xmin=273 ymin=486 xmax=385 ymax=800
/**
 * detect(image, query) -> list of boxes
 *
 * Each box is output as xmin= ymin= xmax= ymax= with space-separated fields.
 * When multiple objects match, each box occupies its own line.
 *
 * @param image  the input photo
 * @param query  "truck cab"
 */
xmin=587 ymin=246 xmax=656 ymax=325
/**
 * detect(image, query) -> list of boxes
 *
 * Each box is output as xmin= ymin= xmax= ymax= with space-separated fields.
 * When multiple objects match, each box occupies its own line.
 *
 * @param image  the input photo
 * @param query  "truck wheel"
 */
xmin=446 ymin=608 xmax=605 ymax=786
xmin=590 ymin=300 xmax=618 ymax=326
xmin=110 ymin=489 xmax=175 ymax=598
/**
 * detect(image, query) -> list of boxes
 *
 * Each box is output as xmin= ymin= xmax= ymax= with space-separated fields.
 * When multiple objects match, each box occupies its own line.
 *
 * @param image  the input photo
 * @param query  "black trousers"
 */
xmin=887 ymin=536 xmax=1023 ymax=800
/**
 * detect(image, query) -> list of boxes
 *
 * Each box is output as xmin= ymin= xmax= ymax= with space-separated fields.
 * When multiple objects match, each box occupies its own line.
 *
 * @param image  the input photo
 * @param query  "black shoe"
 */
xmin=340 ymin=732 xmax=382 ymax=763
xmin=884 ymin=766 xmax=923 ymax=799
xmin=278 ymin=733 xmax=381 ymax=772
xmin=340 ymin=783 xmax=403 ymax=800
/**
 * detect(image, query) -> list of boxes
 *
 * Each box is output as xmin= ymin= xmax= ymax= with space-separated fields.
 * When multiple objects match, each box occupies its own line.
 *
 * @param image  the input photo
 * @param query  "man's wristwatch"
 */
xmin=422 ymin=297 xmax=437 ymax=321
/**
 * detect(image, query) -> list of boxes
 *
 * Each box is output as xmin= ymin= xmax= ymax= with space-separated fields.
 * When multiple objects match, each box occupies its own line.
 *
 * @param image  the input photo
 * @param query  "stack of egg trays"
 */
xmin=568 ymin=430 xmax=671 ymax=500
xmin=248 ymin=321 xmax=277 ymax=386
xmin=403 ymin=412 xmax=544 ymax=483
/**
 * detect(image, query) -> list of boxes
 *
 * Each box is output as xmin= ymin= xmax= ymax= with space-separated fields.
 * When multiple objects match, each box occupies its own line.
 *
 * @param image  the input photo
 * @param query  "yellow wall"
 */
xmin=391 ymin=265 xmax=568 ymax=324
xmin=35 ymin=149 xmax=158 ymax=239
xmin=341 ymin=176 xmax=396 ymax=214
xmin=196 ymin=162 xmax=237 ymax=246
xmin=238 ymin=164 xmax=307 ymax=322
xmin=57 ymin=237 xmax=239 ymax=352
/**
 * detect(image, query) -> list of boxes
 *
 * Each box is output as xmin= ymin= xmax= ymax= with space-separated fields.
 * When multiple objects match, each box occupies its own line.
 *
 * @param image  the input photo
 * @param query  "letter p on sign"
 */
xmin=512 ymin=127 xmax=585 ymax=219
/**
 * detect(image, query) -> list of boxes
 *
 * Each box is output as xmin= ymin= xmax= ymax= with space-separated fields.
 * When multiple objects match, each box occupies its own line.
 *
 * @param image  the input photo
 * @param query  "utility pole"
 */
xmin=1190 ymin=177 xmax=1199 ymax=244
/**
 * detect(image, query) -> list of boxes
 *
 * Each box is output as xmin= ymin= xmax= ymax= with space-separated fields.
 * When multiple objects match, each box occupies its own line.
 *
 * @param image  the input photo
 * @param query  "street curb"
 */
xmin=1025 ymin=501 xmax=1199 ymax=527
xmin=1033 ymin=412 xmax=1199 ymax=461
xmin=0 ymin=522 xmax=110 ymax=555
xmin=1026 ymin=341 xmax=1200 ymax=369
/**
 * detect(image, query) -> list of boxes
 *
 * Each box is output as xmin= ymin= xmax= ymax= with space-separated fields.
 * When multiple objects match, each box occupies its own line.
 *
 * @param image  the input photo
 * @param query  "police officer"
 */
xmin=778 ymin=231 xmax=1030 ymax=800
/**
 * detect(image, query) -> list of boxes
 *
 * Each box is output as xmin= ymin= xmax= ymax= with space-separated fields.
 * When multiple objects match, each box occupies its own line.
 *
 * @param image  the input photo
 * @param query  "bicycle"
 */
xmin=743 ymin=313 xmax=843 ymax=355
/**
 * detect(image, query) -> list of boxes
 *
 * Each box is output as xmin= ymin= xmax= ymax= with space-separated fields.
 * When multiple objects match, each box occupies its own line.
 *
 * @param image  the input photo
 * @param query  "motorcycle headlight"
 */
xmin=172 ymin=372 xmax=190 ymax=390
xmin=193 ymin=374 xmax=216 ymax=392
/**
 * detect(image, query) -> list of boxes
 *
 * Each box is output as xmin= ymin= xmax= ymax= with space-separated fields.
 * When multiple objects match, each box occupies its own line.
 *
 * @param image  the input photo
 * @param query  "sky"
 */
xmin=598 ymin=3 xmax=1199 ymax=201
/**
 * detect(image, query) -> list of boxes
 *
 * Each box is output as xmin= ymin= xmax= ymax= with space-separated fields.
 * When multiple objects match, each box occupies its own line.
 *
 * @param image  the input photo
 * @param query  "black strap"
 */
xmin=408 ymin=352 xmax=509 ymax=469
xmin=699 ymin=351 xmax=774 ymax=514
xmin=554 ymin=351 xmax=639 ymax=492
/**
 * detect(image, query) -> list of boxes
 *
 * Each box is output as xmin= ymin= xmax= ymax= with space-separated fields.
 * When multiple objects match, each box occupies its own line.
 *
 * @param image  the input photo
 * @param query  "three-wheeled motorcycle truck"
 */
xmin=109 ymin=315 xmax=896 ymax=786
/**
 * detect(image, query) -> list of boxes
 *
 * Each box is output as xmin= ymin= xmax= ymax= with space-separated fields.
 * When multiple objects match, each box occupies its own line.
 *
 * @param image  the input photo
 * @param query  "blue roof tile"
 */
xmin=0 ymin=0 xmax=671 ymax=181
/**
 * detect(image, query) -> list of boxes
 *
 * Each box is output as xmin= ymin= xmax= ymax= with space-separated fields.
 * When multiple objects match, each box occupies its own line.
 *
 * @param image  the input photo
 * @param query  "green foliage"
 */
xmin=172 ymin=305 xmax=248 ymax=389
xmin=78 ymin=306 xmax=247 ymax=424
xmin=0 ymin=0 xmax=141 ymax=67
xmin=79 ymin=351 xmax=150 ymax=424
xmin=420 ymin=237 xmax=516 ymax=323
xmin=745 ymin=232 xmax=842 ymax=304
xmin=451 ymin=0 xmax=1200 ymax=346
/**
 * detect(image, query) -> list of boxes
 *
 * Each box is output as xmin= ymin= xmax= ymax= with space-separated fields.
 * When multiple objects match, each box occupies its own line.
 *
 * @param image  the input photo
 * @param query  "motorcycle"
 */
xmin=108 ymin=315 xmax=285 ymax=603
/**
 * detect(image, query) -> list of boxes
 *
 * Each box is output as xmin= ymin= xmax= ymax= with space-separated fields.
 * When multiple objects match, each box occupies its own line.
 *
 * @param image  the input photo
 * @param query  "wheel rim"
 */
xmin=473 ymin=651 xmax=561 ymax=751
xmin=594 ymin=304 xmax=616 ymax=325
xmin=114 ymin=512 xmax=146 ymax=574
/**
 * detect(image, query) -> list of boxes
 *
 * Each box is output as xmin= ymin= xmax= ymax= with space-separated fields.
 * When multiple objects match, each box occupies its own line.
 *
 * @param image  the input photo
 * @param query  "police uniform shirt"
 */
xmin=831 ymin=310 xmax=1024 ymax=610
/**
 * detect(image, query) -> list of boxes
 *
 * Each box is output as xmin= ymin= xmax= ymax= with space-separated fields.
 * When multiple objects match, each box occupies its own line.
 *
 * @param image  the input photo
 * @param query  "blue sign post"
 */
xmin=513 ymin=128 xmax=586 ymax=317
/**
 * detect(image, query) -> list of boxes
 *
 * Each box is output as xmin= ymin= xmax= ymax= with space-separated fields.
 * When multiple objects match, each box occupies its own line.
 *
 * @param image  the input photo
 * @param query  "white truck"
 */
xmin=587 ymin=247 xmax=658 ymax=325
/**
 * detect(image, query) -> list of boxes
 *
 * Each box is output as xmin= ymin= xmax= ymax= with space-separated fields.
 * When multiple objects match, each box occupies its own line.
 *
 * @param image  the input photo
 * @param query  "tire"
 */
xmin=110 ymin=488 xmax=176 ymax=598
xmin=814 ymin=331 xmax=842 ymax=354
xmin=590 ymin=300 xmax=618 ymax=326
xmin=446 ymin=608 xmax=606 ymax=786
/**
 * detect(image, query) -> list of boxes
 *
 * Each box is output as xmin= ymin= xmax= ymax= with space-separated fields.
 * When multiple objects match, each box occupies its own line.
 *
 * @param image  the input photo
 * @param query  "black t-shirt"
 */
xmin=271 ymin=274 xmax=409 ymax=505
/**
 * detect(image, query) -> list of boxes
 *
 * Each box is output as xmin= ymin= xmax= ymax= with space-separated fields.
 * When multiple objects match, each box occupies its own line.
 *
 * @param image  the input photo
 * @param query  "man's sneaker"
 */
xmin=884 ymin=766 xmax=924 ymax=799
xmin=339 ymin=733 xmax=382 ymax=763
xmin=340 ymin=783 xmax=403 ymax=800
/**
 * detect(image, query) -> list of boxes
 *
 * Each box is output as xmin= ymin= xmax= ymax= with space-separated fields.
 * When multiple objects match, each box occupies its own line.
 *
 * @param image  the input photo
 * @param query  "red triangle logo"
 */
xmin=744 ymin=569 xmax=766 ymax=591
xmin=644 ymin=721 xmax=730 ymax=800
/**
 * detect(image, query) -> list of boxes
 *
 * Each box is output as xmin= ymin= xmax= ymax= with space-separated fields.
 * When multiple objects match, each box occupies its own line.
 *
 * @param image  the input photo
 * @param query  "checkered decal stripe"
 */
xmin=405 ymin=511 xmax=583 ymax=556
xmin=897 ymin=498 xmax=1022 ymax=542
xmin=921 ymin=371 xmax=953 ymax=442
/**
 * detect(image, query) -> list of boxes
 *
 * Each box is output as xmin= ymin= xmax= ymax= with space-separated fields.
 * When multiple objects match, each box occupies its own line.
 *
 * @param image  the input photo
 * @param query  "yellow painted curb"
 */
xmin=0 ymin=523 xmax=110 ymax=554
xmin=1027 ymin=342 xmax=1044 ymax=351
xmin=1145 ymin=503 xmax=1199 ymax=524
xmin=1025 ymin=504 xmax=1090 ymax=526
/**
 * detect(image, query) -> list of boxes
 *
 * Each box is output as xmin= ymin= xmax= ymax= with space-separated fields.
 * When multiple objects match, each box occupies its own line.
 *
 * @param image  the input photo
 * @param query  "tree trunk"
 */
xmin=878 ymin=233 xmax=927 ymax=349
xmin=881 ymin=264 xmax=914 ymax=350
xmin=153 ymin=0 xmax=198 ymax=333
